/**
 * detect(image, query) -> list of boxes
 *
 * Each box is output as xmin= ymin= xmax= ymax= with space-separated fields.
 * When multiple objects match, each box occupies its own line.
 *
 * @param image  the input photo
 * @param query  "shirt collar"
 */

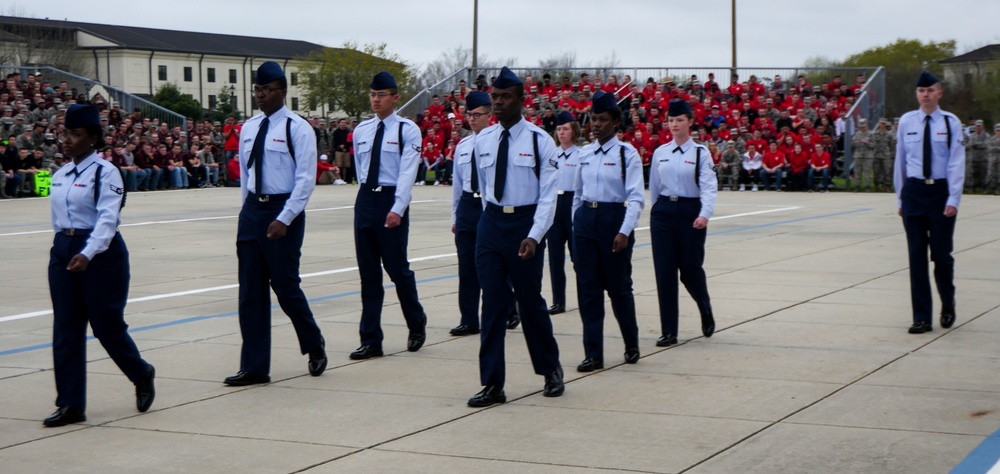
xmin=64 ymin=151 xmax=98 ymax=175
xmin=672 ymin=138 xmax=694 ymax=153
xmin=596 ymin=136 xmax=619 ymax=155
xmin=919 ymin=107 xmax=942 ymax=122
xmin=559 ymin=144 xmax=577 ymax=157
xmin=377 ymin=111 xmax=399 ymax=128
xmin=498 ymin=117 xmax=526 ymax=141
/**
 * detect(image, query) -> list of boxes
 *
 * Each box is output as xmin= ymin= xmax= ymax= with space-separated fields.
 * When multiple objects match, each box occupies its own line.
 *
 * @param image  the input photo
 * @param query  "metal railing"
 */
xmin=0 ymin=65 xmax=187 ymax=131
xmin=398 ymin=68 xmax=471 ymax=119
xmin=841 ymin=66 xmax=887 ymax=182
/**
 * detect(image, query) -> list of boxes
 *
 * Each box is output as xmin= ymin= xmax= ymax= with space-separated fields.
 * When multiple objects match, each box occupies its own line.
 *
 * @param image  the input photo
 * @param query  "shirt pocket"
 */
xmin=456 ymin=153 xmax=472 ymax=165
xmin=354 ymin=141 xmax=372 ymax=160
xmin=477 ymin=149 xmax=496 ymax=168
xmin=512 ymin=152 xmax=536 ymax=168
xmin=264 ymin=140 xmax=291 ymax=161
xmin=903 ymin=133 xmax=922 ymax=143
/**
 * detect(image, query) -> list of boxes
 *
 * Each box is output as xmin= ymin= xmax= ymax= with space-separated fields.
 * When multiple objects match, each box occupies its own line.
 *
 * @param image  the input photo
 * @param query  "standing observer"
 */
xmin=44 ymin=104 xmax=155 ymax=427
xmin=350 ymin=71 xmax=428 ymax=360
xmin=570 ymin=92 xmax=644 ymax=372
xmin=468 ymin=67 xmax=564 ymax=407
xmin=648 ymin=100 xmax=718 ymax=347
xmin=225 ymin=61 xmax=327 ymax=387
xmin=894 ymin=71 xmax=964 ymax=334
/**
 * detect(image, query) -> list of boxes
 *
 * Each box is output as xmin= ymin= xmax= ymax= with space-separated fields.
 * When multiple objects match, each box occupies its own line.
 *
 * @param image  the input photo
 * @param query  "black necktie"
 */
xmin=923 ymin=115 xmax=932 ymax=180
xmin=247 ymin=117 xmax=269 ymax=196
xmin=368 ymin=121 xmax=385 ymax=190
xmin=673 ymin=146 xmax=682 ymax=153
xmin=494 ymin=129 xmax=510 ymax=201
xmin=470 ymin=149 xmax=479 ymax=193
xmin=558 ymin=151 xmax=569 ymax=159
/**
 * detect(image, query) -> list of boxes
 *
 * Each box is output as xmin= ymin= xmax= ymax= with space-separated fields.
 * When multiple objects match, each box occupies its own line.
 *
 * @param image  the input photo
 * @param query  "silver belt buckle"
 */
xmin=473 ymin=192 xmax=481 ymax=198
xmin=587 ymin=202 xmax=599 ymax=209
xmin=557 ymin=190 xmax=565 ymax=195
xmin=64 ymin=229 xmax=75 ymax=236
xmin=257 ymin=194 xmax=270 ymax=202
xmin=502 ymin=205 xmax=515 ymax=214
xmin=669 ymin=196 xmax=679 ymax=202
xmin=925 ymin=179 xmax=934 ymax=185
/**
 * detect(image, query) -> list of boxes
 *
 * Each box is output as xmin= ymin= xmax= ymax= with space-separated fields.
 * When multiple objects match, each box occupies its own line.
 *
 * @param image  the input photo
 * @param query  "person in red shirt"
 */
xmin=316 ymin=154 xmax=339 ymax=185
xmin=603 ymin=75 xmax=620 ymax=94
xmin=226 ymin=154 xmax=240 ymax=187
xmin=539 ymin=74 xmax=557 ymax=99
xmin=760 ymin=141 xmax=787 ymax=191
xmin=786 ymin=142 xmax=810 ymax=191
xmin=726 ymin=73 xmax=742 ymax=98
xmin=427 ymin=95 xmax=445 ymax=118
xmin=807 ymin=142 xmax=831 ymax=192
xmin=222 ymin=116 xmax=242 ymax=166
xmin=747 ymin=75 xmax=766 ymax=97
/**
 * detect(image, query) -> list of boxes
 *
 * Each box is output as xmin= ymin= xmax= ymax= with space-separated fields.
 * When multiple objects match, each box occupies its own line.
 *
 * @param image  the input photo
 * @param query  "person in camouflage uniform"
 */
xmin=733 ymin=128 xmax=748 ymax=154
xmin=720 ymin=140 xmax=742 ymax=190
xmin=966 ymin=120 xmax=990 ymax=192
xmin=986 ymin=124 xmax=1000 ymax=195
xmin=872 ymin=119 xmax=894 ymax=191
xmin=852 ymin=119 xmax=874 ymax=192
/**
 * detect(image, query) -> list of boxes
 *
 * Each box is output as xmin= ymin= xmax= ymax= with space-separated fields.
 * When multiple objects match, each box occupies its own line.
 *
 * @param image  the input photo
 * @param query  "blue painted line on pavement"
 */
xmin=952 ymin=428 xmax=1000 ymax=473
xmin=0 ymin=208 xmax=869 ymax=357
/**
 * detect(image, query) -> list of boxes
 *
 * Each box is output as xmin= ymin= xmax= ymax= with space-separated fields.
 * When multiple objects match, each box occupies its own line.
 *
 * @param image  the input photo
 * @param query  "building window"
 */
xmin=158 ymin=65 xmax=167 ymax=81
xmin=207 ymin=68 xmax=216 ymax=83
xmin=291 ymin=97 xmax=299 ymax=111
xmin=309 ymin=97 xmax=317 ymax=111
xmin=290 ymin=72 xmax=298 ymax=86
xmin=208 ymin=95 xmax=217 ymax=109
xmin=229 ymin=69 xmax=237 ymax=84
xmin=184 ymin=67 xmax=193 ymax=82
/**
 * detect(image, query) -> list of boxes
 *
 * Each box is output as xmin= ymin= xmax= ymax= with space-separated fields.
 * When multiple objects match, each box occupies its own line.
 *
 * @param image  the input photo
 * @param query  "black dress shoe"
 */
xmin=624 ymin=347 xmax=640 ymax=364
xmin=656 ymin=334 xmax=678 ymax=347
xmin=702 ymin=321 xmax=716 ymax=338
xmin=449 ymin=325 xmax=480 ymax=336
xmin=135 ymin=364 xmax=155 ymax=413
xmin=468 ymin=385 xmax=507 ymax=407
xmin=941 ymin=303 xmax=956 ymax=329
xmin=308 ymin=338 xmax=327 ymax=376
xmin=576 ymin=358 xmax=604 ymax=372
xmin=543 ymin=367 xmax=565 ymax=397
xmin=548 ymin=304 xmax=566 ymax=315
xmin=507 ymin=313 xmax=521 ymax=330
xmin=43 ymin=406 xmax=86 ymax=427
xmin=407 ymin=316 xmax=428 ymax=352
xmin=349 ymin=345 xmax=384 ymax=360
xmin=908 ymin=321 xmax=933 ymax=334
xmin=223 ymin=371 xmax=271 ymax=386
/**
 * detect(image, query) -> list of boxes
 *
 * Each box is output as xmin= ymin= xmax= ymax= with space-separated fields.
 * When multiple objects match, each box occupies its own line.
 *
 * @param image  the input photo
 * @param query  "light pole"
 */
xmin=229 ymin=84 xmax=237 ymax=118
xmin=731 ymin=0 xmax=737 ymax=71
xmin=472 ymin=0 xmax=479 ymax=83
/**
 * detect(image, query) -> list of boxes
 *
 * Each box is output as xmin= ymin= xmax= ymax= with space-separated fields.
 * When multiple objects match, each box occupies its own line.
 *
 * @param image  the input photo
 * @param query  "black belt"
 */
xmin=906 ymin=177 xmax=945 ymax=186
xmin=249 ymin=192 xmax=291 ymax=203
xmin=657 ymin=195 xmax=700 ymax=203
xmin=582 ymin=201 xmax=626 ymax=209
xmin=462 ymin=191 xmax=482 ymax=198
xmin=59 ymin=228 xmax=91 ymax=236
xmin=485 ymin=202 xmax=537 ymax=215
xmin=361 ymin=183 xmax=397 ymax=193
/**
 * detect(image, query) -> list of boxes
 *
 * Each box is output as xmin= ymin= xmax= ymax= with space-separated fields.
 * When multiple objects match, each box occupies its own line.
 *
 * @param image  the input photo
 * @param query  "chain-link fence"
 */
xmin=841 ymin=67 xmax=887 ymax=181
xmin=1 ymin=65 xmax=187 ymax=131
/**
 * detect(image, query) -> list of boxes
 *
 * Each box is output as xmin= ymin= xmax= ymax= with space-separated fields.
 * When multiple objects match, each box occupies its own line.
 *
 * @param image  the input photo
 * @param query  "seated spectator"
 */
xmin=167 ymin=144 xmax=189 ymax=189
xmin=184 ymin=145 xmax=205 ymax=188
xmin=760 ymin=141 xmax=787 ymax=191
xmin=226 ymin=155 xmax=240 ymax=187
xmin=719 ymin=140 xmax=741 ymax=189
xmin=316 ymin=154 xmax=340 ymax=185
xmin=739 ymin=143 xmax=763 ymax=192
xmin=787 ymin=142 xmax=811 ymax=191
xmin=808 ymin=142 xmax=832 ymax=192
xmin=198 ymin=143 xmax=221 ymax=187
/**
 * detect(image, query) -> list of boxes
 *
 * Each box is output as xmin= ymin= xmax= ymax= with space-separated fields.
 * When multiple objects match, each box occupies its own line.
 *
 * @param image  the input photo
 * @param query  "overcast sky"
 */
xmin=11 ymin=0 xmax=1000 ymax=70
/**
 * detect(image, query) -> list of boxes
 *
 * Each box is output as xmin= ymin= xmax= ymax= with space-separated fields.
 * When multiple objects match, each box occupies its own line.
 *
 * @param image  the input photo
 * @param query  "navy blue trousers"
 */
xmin=354 ymin=188 xmax=425 ymax=348
xmin=455 ymin=193 xmax=518 ymax=329
xmin=545 ymin=192 xmax=574 ymax=307
xmin=48 ymin=232 xmax=149 ymax=410
xmin=476 ymin=205 xmax=561 ymax=388
xmin=573 ymin=205 xmax=639 ymax=360
xmin=900 ymin=179 xmax=956 ymax=324
xmin=236 ymin=196 xmax=323 ymax=375
xmin=649 ymin=197 xmax=713 ymax=337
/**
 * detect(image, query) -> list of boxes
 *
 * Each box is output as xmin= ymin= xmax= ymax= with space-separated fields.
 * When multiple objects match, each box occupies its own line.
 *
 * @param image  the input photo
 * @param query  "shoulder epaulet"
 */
xmin=358 ymin=117 xmax=377 ymax=127
xmin=458 ymin=135 xmax=474 ymax=146
xmin=246 ymin=114 xmax=265 ymax=124
xmin=900 ymin=110 xmax=920 ymax=120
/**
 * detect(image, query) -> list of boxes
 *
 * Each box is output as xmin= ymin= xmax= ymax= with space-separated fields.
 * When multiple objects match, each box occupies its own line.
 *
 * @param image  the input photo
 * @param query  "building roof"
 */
xmin=0 ymin=16 xmax=327 ymax=59
xmin=940 ymin=44 xmax=1000 ymax=64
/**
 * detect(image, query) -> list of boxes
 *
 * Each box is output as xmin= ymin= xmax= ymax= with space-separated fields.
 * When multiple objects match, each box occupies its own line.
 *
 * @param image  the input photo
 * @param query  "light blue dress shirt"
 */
xmin=473 ymin=118 xmax=559 ymax=242
xmin=50 ymin=152 xmax=124 ymax=260
xmin=352 ymin=111 xmax=422 ymax=216
xmin=238 ymin=106 xmax=317 ymax=225
xmin=555 ymin=144 xmax=579 ymax=192
xmin=649 ymin=139 xmax=718 ymax=219
xmin=571 ymin=137 xmax=645 ymax=235
xmin=452 ymin=132 xmax=479 ymax=224
xmin=893 ymin=107 xmax=965 ymax=209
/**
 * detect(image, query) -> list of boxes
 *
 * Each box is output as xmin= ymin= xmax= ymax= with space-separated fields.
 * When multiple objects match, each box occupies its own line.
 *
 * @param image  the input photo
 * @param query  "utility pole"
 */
xmin=731 ymin=0 xmax=737 ymax=71
xmin=472 ymin=0 xmax=479 ymax=83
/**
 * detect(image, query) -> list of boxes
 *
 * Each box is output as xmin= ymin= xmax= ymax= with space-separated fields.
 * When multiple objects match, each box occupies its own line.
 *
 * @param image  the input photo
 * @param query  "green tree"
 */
xmin=208 ymin=86 xmax=242 ymax=123
xmin=299 ymin=41 xmax=413 ymax=120
xmin=151 ymin=83 xmax=203 ymax=120
xmin=840 ymin=39 xmax=956 ymax=117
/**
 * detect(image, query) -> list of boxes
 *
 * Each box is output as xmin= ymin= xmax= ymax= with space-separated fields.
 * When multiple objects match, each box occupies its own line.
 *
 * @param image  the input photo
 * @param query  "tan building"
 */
xmin=940 ymin=44 xmax=1000 ymax=87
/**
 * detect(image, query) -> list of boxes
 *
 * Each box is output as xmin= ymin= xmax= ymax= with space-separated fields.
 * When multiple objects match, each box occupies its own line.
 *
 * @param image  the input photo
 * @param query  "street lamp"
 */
xmin=229 ymin=85 xmax=237 ymax=118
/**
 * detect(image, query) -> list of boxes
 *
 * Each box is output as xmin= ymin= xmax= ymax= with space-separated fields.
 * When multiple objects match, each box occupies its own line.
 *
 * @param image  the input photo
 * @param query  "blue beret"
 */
xmin=465 ymin=91 xmax=490 ymax=110
xmin=916 ymin=70 xmax=939 ymax=88
xmin=556 ymin=111 xmax=576 ymax=125
xmin=668 ymin=99 xmax=692 ymax=117
xmin=370 ymin=71 xmax=397 ymax=90
xmin=591 ymin=91 xmax=618 ymax=114
xmin=65 ymin=104 xmax=100 ymax=129
xmin=255 ymin=61 xmax=285 ymax=85
xmin=491 ymin=66 xmax=522 ymax=89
